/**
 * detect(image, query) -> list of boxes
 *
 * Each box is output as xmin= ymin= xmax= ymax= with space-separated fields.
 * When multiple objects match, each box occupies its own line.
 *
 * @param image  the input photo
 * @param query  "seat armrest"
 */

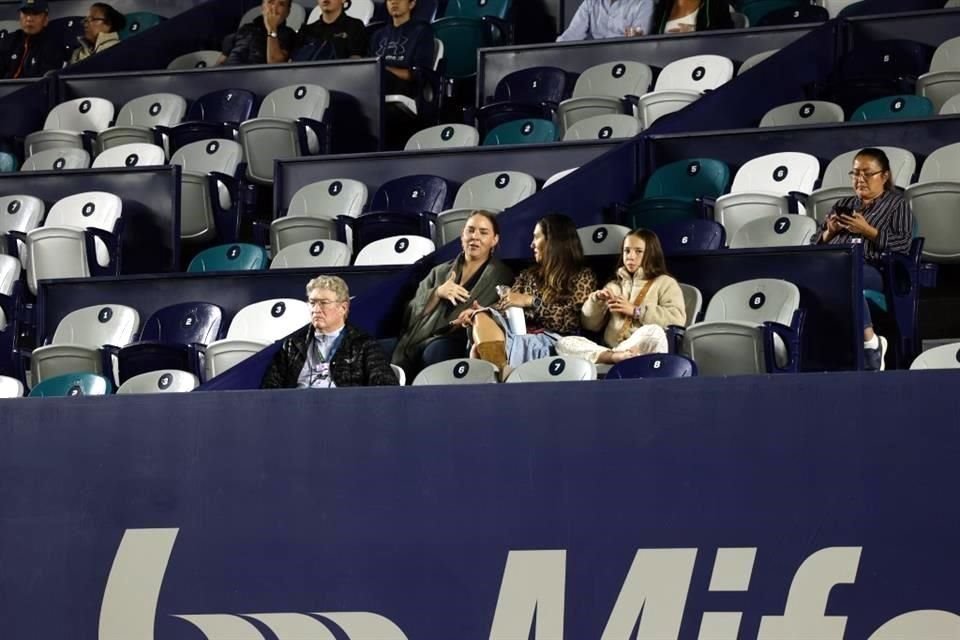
xmin=295 ymin=117 xmax=330 ymax=155
xmin=100 ymin=344 xmax=121 ymax=388
xmin=207 ymin=170 xmax=241 ymax=243
xmin=786 ymin=191 xmax=809 ymax=214
xmin=696 ymin=196 xmax=717 ymax=219
xmin=6 ymin=230 xmax=26 ymax=258
xmin=665 ymin=324 xmax=685 ymax=355
xmin=84 ymin=220 xmax=124 ymax=277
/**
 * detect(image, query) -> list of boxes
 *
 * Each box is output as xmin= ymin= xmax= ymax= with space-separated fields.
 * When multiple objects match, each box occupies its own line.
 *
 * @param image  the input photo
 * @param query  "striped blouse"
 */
xmin=814 ymin=189 xmax=913 ymax=262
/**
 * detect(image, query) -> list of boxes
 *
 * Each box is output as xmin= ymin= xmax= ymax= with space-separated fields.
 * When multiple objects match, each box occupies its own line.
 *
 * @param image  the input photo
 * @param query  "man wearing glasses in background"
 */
xmin=0 ymin=0 xmax=70 ymax=78
xmin=261 ymin=275 xmax=399 ymax=388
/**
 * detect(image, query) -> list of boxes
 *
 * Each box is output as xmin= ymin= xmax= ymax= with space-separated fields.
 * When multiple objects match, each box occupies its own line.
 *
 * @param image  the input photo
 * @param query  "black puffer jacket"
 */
xmin=261 ymin=323 xmax=399 ymax=389
xmin=650 ymin=0 xmax=734 ymax=34
xmin=0 ymin=28 xmax=69 ymax=78
xmin=222 ymin=15 xmax=296 ymax=66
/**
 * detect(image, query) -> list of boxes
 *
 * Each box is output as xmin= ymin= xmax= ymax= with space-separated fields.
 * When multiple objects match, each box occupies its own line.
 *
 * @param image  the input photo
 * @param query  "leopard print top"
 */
xmin=513 ymin=266 xmax=597 ymax=334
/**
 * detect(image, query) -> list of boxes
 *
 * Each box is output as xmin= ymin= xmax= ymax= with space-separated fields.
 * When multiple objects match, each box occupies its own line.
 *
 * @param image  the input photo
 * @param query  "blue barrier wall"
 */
xmin=2 ymin=370 xmax=960 ymax=638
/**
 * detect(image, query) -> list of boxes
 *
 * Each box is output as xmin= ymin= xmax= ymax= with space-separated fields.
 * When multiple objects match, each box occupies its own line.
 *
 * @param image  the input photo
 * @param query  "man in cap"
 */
xmin=0 ymin=0 xmax=71 ymax=78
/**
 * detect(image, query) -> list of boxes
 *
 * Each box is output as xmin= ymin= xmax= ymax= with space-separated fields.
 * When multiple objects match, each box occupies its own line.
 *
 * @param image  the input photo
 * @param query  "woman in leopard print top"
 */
xmin=453 ymin=214 xmax=597 ymax=376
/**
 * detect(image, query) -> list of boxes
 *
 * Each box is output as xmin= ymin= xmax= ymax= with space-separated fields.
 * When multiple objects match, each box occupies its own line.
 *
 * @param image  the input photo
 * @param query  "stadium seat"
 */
xmin=354 ymin=235 xmax=436 ymax=266
xmin=46 ymin=16 xmax=84 ymax=52
xmin=543 ymin=167 xmax=577 ymax=188
xmin=482 ymin=119 xmax=556 ymax=145
xmin=805 ymin=146 xmax=915 ymax=223
xmin=557 ymin=61 xmax=652 ymax=134
xmin=269 ymin=239 xmax=351 ymax=269
xmin=390 ymin=363 xmax=406 ymax=385
xmin=405 ymin=124 xmax=480 ymax=151
xmin=505 ymin=355 xmax=597 ymax=383
xmin=116 ymin=369 xmax=199 ymax=394
xmin=728 ymin=214 xmax=818 ymax=248
xmin=269 ymin=178 xmax=368 ymax=254
xmin=909 ymin=342 xmax=960 ymax=370
xmin=239 ymin=84 xmax=331 ymax=184
xmin=637 ymin=55 xmax=734 ymax=129
xmin=118 ymin=11 xmax=165 ymax=39
xmin=156 ymin=89 xmax=256 ymax=156
xmin=916 ymin=35 xmax=960 ymax=111
xmin=622 ymin=158 xmax=730 ymax=227
xmin=821 ymin=0 xmax=865 ymax=17
xmin=849 ymin=95 xmax=933 ymax=121
xmin=822 ymin=39 xmax=933 ymax=115
xmin=682 ymin=278 xmax=803 ymax=375
xmin=25 ymin=97 xmax=114 ymax=157
xmin=28 ymin=372 xmax=111 ymax=397
xmin=431 ymin=17 xmax=501 ymax=105
xmin=759 ymin=100 xmax=844 ymax=127
xmin=97 ymin=93 xmax=187 ymax=153
xmin=605 ymin=353 xmax=697 ymax=379
xmin=91 ymin=143 xmax=165 ymax=169
xmin=29 ymin=304 xmax=139 ymax=385
xmin=0 ymin=253 xmax=19 ymax=332
xmin=0 ymin=194 xmax=45 ymax=259
xmin=20 ymin=147 xmax=90 ymax=171
xmin=308 ymin=0 xmax=375 ymax=24
xmin=204 ymin=298 xmax=310 ymax=380
xmin=24 ymin=192 xmax=124 ymax=295
xmin=166 ymin=50 xmax=221 ymax=70
xmin=383 ymin=37 xmax=445 ymax=120
xmin=651 ymin=219 xmax=726 ymax=253
xmin=756 ymin=4 xmax=829 ymax=25
xmin=187 ymin=243 xmax=268 ymax=272
xmin=905 ymin=141 xmax=960 ymax=262
xmin=679 ymin=283 xmax=703 ymax=325
xmin=577 ymin=224 xmax=631 ymax=256
xmin=476 ymin=66 xmax=569 ymax=137
xmin=434 ymin=170 xmax=536 ymax=244
xmin=738 ymin=0 xmax=806 ymax=24
xmin=239 ymin=3 xmax=306 ymax=31
xmin=170 ymin=139 xmax=244 ymax=243
xmin=939 ymin=92 xmax=960 ymax=114
xmin=0 ymin=373 xmax=23 ymax=398
xmin=714 ymin=151 xmax=820 ymax=243
xmin=412 ymin=358 xmax=499 ymax=385
xmin=115 ymin=302 xmax=223 ymax=385
xmin=562 ymin=114 xmax=640 ymax=141
xmin=441 ymin=0 xmax=512 ymax=44
xmin=738 ymin=49 xmax=778 ymax=76
xmin=0 ymin=20 xmax=19 ymax=41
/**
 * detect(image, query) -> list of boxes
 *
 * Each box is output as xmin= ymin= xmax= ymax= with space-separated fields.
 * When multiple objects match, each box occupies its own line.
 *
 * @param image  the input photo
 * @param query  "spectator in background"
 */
xmin=454 ymin=214 xmax=597 ymax=379
xmin=557 ymin=0 xmax=654 ymax=41
xmin=0 ymin=0 xmax=70 ymax=78
xmin=369 ymin=0 xmax=434 ymax=98
xmin=295 ymin=0 xmax=368 ymax=60
xmin=262 ymin=275 xmax=399 ymax=388
xmin=556 ymin=228 xmax=685 ymax=364
xmin=650 ymin=0 xmax=733 ymax=34
xmin=220 ymin=0 xmax=296 ymax=66
xmin=392 ymin=210 xmax=513 ymax=377
xmin=70 ymin=2 xmax=124 ymax=64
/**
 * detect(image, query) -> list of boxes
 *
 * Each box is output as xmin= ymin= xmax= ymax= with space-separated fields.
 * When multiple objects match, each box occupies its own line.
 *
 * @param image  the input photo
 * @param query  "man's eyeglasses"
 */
xmin=83 ymin=17 xmax=106 ymax=24
xmin=848 ymin=170 xmax=884 ymax=179
xmin=308 ymin=299 xmax=344 ymax=308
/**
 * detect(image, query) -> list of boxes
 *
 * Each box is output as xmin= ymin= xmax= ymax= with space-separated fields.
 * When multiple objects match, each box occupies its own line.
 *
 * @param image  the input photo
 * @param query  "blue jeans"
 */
xmin=862 ymin=264 xmax=884 ymax=330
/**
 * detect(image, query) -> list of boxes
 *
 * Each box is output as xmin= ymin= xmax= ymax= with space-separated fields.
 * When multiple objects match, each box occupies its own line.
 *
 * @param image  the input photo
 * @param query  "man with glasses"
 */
xmin=0 ymin=0 xmax=70 ymax=78
xmin=261 ymin=275 xmax=399 ymax=388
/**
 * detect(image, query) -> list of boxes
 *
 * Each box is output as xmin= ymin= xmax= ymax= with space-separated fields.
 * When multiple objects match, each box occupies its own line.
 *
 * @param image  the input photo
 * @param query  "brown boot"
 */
xmin=475 ymin=340 xmax=508 ymax=375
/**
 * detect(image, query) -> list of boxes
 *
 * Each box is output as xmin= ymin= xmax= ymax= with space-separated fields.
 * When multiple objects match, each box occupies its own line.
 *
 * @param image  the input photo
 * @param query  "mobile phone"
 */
xmin=833 ymin=205 xmax=852 ymax=217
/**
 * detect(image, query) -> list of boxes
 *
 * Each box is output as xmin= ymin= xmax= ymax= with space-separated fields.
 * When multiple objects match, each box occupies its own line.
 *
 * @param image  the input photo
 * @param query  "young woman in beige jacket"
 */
xmin=556 ymin=228 xmax=686 ymax=364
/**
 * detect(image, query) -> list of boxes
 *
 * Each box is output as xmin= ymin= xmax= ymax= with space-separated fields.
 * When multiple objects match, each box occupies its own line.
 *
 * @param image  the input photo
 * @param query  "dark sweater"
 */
xmin=0 ymin=28 xmax=69 ymax=78
xmin=297 ymin=10 xmax=368 ymax=59
xmin=650 ymin=0 xmax=734 ymax=34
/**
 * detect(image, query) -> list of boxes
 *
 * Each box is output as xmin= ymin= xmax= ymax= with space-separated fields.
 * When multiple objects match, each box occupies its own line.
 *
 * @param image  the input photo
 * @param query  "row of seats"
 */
xmin=0 ymin=12 xmax=165 ymax=51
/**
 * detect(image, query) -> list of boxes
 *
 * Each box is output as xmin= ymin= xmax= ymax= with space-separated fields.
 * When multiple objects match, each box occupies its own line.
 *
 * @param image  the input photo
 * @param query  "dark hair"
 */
xmin=466 ymin=209 xmax=500 ymax=237
xmin=533 ymin=213 xmax=585 ymax=303
xmin=618 ymin=228 xmax=669 ymax=280
xmin=855 ymin=147 xmax=892 ymax=191
xmin=90 ymin=3 xmax=125 ymax=32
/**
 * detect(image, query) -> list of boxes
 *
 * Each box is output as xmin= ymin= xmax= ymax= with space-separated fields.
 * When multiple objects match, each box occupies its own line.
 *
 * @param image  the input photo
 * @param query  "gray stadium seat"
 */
xmin=557 ymin=61 xmax=652 ymax=134
xmin=166 ymin=50 xmax=221 ymax=70
xmin=0 ymin=254 xmax=19 ymax=331
xmin=24 ymin=192 xmax=123 ymax=295
xmin=434 ymin=171 xmax=536 ymax=244
xmin=561 ymin=113 xmax=640 ymax=141
xmin=405 ymin=124 xmax=480 ymax=151
xmin=714 ymin=151 xmax=820 ymax=244
xmin=20 ymin=148 xmax=90 ymax=171
xmin=759 ymin=100 xmax=844 ymax=127
xmin=806 ymin=146 xmax=915 ymax=223
xmin=917 ymin=35 xmax=960 ymax=111
xmin=30 ymin=303 xmax=139 ymax=385
xmin=905 ymin=141 xmax=960 ymax=262
xmin=636 ymin=55 xmax=734 ymax=129
xmin=170 ymin=139 xmax=243 ymax=243
xmin=819 ymin=0 xmax=861 ymax=17
xmin=270 ymin=178 xmax=368 ymax=253
xmin=97 ymin=93 xmax=187 ymax=153
xmin=0 ymin=373 xmax=23 ymax=398
xmin=204 ymin=298 xmax=310 ymax=380
xmin=682 ymin=278 xmax=801 ymax=376
xmin=412 ymin=358 xmax=499 ymax=386
xmin=238 ymin=84 xmax=330 ymax=184
xmin=738 ymin=49 xmax=778 ymax=75
xmin=939 ymin=92 xmax=960 ymax=114
xmin=543 ymin=167 xmax=577 ymax=188
xmin=91 ymin=143 xmax=165 ymax=169
xmin=679 ymin=283 xmax=703 ymax=326
xmin=0 ymin=194 xmax=45 ymax=259
xmin=729 ymin=214 xmax=818 ymax=248
xmin=505 ymin=355 xmax=597 ymax=383
xmin=116 ymin=369 xmax=199 ymax=394
xmin=637 ymin=90 xmax=699 ymax=130
xmin=25 ymin=97 xmax=115 ymax=157
xmin=909 ymin=342 xmax=960 ymax=369
xmin=577 ymin=224 xmax=632 ymax=256
xmin=354 ymin=235 xmax=436 ymax=266
xmin=269 ymin=239 xmax=351 ymax=269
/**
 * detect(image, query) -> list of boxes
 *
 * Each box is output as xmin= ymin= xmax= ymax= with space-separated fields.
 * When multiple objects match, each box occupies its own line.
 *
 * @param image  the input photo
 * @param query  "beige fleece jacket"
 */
xmin=581 ymin=268 xmax=686 ymax=348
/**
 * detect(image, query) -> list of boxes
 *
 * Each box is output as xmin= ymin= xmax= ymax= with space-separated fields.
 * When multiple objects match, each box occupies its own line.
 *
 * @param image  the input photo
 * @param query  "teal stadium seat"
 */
xmin=850 ymin=95 xmax=933 ymax=121
xmin=118 ymin=12 xmax=165 ymax=40
xmin=29 ymin=372 xmax=112 ymax=397
xmin=624 ymin=158 xmax=730 ymax=227
xmin=482 ymin=119 xmax=556 ymax=146
xmin=187 ymin=244 xmax=269 ymax=273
